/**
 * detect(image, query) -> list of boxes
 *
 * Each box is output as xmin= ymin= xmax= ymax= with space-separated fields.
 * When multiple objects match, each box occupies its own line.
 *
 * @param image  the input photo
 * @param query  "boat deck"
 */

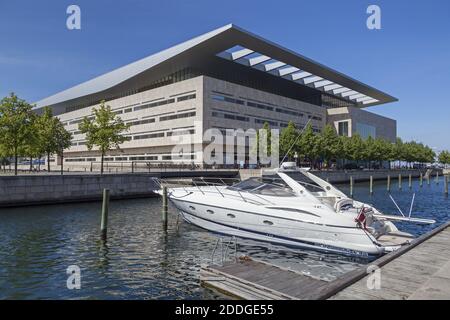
xmin=200 ymin=221 xmax=450 ymax=300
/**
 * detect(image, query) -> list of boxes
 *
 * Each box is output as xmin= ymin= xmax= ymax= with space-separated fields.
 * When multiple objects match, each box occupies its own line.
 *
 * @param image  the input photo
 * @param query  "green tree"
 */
xmin=0 ymin=143 xmax=10 ymax=171
xmin=0 ymin=93 xmax=34 ymax=175
xmin=79 ymin=101 xmax=130 ymax=174
xmin=393 ymin=137 xmax=405 ymax=168
xmin=317 ymin=124 xmax=341 ymax=169
xmin=279 ymin=121 xmax=298 ymax=162
xmin=20 ymin=112 xmax=41 ymax=172
xmin=35 ymin=106 xmax=67 ymax=172
xmin=54 ymin=121 xmax=73 ymax=175
xmin=371 ymin=138 xmax=388 ymax=168
xmin=421 ymin=144 xmax=436 ymax=164
xmin=439 ymin=150 xmax=450 ymax=167
xmin=345 ymin=133 xmax=366 ymax=166
xmin=298 ymin=123 xmax=319 ymax=167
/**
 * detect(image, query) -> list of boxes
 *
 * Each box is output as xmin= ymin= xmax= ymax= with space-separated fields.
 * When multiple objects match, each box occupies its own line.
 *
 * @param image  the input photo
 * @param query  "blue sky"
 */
xmin=1 ymin=0 xmax=449 ymax=150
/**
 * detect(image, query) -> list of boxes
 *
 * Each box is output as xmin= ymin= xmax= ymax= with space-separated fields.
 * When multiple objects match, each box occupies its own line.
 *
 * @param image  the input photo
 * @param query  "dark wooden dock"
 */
xmin=200 ymin=221 xmax=450 ymax=300
xmin=200 ymin=258 xmax=330 ymax=300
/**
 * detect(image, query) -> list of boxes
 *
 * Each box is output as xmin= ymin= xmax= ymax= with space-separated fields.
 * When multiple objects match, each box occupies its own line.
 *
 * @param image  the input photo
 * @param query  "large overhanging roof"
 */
xmin=34 ymin=24 xmax=397 ymax=110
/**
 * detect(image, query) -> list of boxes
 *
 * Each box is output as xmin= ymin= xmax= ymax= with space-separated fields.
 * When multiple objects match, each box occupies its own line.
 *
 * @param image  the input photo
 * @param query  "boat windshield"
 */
xmin=228 ymin=178 xmax=296 ymax=197
xmin=288 ymin=171 xmax=325 ymax=193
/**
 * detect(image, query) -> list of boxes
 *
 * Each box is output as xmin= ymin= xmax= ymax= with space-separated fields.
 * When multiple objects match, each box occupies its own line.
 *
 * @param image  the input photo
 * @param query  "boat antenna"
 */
xmin=279 ymin=118 xmax=312 ymax=167
xmin=388 ymin=194 xmax=405 ymax=217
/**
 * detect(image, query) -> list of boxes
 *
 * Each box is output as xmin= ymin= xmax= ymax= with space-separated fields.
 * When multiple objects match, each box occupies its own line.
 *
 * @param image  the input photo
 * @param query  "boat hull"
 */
xmin=169 ymin=196 xmax=383 ymax=257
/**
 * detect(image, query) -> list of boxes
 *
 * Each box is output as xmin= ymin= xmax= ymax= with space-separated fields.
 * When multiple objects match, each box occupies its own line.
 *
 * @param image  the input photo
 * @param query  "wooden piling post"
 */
xmin=427 ymin=173 xmax=430 ymax=186
xmin=436 ymin=171 xmax=439 ymax=184
xmin=445 ymin=175 xmax=448 ymax=195
xmin=409 ymin=174 xmax=412 ymax=189
xmin=350 ymin=176 xmax=353 ymax=198
xmin=369 ymin=176 xmax=373 ymax=195
xmin=387 ymin=175 xmax=391 ymax=192
xmin=420 ymin=172 xmax=423 ymax=187
xmin=399 ymin=174 xmax=402 ymax=190
xmin=101 ymin=189 xmax=110 ymax=239
xmin=162 ymin=186 xmax=168 ymax=230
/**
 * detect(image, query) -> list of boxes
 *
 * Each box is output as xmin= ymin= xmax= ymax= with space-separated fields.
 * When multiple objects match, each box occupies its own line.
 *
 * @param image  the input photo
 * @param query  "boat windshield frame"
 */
xmin=227 ymin=177 xmax=297 ymax=197
xmin=229 ymin=171 xmax=328 ymax=194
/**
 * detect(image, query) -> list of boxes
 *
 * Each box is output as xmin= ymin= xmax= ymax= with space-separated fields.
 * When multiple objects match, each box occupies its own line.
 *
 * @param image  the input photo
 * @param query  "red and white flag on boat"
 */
xmin=356 ymin=207 xmax=368 ymax=228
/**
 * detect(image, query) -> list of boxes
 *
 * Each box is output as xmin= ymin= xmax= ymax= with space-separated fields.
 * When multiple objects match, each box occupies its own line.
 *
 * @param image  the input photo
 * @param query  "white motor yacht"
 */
xmin=159 ymin=163 xmax=435 ymax=257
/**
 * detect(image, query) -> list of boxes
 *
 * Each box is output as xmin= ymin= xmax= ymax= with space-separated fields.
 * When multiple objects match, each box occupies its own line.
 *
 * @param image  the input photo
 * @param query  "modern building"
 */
xmin=34 ymin=24 xmax=397 ymax=168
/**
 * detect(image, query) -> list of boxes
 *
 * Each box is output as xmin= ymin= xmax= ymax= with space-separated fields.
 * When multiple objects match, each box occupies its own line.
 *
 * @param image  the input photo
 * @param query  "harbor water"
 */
xmin=0 ymin=177 xmax=448 ymax=299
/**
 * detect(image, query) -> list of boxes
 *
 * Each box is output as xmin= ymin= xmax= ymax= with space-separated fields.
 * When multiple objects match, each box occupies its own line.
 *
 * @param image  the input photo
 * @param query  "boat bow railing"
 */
xmin=155 ymin=177 xmax=274 ymax=206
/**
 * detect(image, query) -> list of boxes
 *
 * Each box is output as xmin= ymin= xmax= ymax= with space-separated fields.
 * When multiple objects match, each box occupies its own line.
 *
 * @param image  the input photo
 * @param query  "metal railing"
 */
xmin=211 ymin=236 xmax=238 ymax=266
xmin=155 ymin=177 xmax=275 ymax=206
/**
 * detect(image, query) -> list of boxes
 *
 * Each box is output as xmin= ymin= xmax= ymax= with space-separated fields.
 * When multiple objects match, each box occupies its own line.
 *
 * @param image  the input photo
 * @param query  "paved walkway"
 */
xmin=330 ymin=223 xmax=450 ymax=300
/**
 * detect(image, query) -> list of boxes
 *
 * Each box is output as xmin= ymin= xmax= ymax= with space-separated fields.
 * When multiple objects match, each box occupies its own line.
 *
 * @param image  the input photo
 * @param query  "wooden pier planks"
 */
xmin=200 ymin=222 xmax=450 ymax=300
xmin=200 ymin=259 xmax=329 ymax=300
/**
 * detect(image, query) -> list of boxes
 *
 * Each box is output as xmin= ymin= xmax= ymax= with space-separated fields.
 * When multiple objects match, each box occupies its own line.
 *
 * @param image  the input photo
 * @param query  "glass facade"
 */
xmin=356 ymin=122 xmax=376 ymax=139
xmin=321 ymin=93 xmax=356 ymax=109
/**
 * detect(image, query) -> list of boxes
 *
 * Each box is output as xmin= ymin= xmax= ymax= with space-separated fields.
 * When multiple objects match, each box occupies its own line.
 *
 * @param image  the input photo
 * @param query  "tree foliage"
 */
xmin=279 ymin=122 xmax=436 ymax=169
xmin=0 ymin=94 xmax=73 ymax=174
xmin=79 ymin=101 xmax=130 ymax=174
xmin=317 ymin=124 xmax=342 ymax=167
xmin=297 ymin=123 xmax=319 ymax=165
xmin=55 ymin=121 xmax=73 ymax=174
xmin=0 ymin=93 xmax=34 ymax=175
xmin=279 ymin=121 xmax=298 ymax=161
xmin=439 ymin=150 xmax=450 ymax=166
xmin=34 ymin=107 xmax=73 ymax=172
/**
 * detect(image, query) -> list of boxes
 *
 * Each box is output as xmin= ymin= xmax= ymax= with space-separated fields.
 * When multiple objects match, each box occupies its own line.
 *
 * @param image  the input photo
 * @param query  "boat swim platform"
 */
xmin=200 ymin=221 xmax=450 ymax=300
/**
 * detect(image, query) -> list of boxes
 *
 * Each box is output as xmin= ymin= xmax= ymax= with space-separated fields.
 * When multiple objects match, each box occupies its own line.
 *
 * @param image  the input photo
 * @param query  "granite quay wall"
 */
xmin=0 ymin=174 xmax=160 ymax=208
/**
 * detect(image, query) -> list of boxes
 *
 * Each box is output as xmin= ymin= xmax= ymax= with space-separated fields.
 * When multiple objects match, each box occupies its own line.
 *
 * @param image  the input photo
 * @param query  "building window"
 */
xmin=211 ymin=94 xmax=245 ymax=105
xmin=322 ymin=93 xmax=356 ymax=109
xmin=338 ymin=121 xmax=349 ymax=137
xmin=166 ymin=129 xmax=195 ymax=137
xmin=177 ymin=94 xmax=196 ymax=102
xmin=129 ymin=156 xmax=158 ymax=161
xmin=276 ymin=108 xmax=303 ymax=117
xmin=211 ymin=111 xmax=249 ymax=122
xmin=159 ymin=111 xmax=196 ymax=122
xmin=255 ymin=119 xmax=278 ymax=126
xmin=134 ymin=98 xmax=176 ymax=112
xmin=308 ymin=115 xmax=322 ymax=121
xmin=126 ymin=118 xmax=155 ymax=126
xmin=65 ymin=158 xmax=86 ymax=162
xmin=247 ymin=101 xmax=273 ymax=111
xmin=133 ymin=132 xmax=165 ymax=140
